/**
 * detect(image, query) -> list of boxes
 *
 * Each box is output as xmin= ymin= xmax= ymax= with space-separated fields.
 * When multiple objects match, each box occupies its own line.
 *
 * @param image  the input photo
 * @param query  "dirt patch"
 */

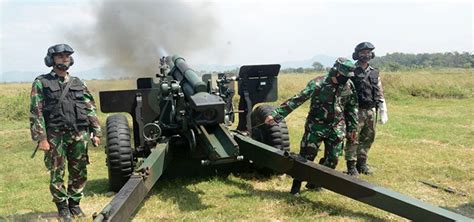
xmin=416 ymin=139 xmax=447 ymax=147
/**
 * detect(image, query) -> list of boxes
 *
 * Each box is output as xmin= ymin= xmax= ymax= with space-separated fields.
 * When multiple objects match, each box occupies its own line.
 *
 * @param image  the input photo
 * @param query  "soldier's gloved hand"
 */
xmin=38 ymin=139 xmax=50 ymax=151
xmin=378 ymin=101 xmax=388 ymax=124
xmin=379 ymin=110 xmax=388 ymax=124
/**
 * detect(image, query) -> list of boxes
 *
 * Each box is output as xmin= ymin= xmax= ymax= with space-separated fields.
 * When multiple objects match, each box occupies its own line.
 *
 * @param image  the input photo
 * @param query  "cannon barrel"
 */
xmin=168 ymin=55 xmax=207 ymax=96
xmin=165 ymin=55 xmax=225 ymax=126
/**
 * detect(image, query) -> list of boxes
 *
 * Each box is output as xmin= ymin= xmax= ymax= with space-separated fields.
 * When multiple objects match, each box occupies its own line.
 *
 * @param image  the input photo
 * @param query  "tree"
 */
xmin=312 ymin=61 xmax=325 ymax=72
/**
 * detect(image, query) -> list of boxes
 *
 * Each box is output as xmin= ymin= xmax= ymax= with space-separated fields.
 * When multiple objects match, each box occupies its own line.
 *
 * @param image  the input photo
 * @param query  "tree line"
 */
xmin=280 ymin=51 xmax=473 ymax=73
xmin=370 ymin=52 xmax=473 ymax=71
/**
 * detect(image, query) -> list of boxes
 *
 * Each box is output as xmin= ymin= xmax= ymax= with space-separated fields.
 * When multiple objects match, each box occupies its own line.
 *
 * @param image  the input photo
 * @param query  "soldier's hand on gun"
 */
xmin=91 ymin=134 xmax=101 ymax=147
xmin=264 ymin=115 xmax=275 ymax=125
xmin=38 ymin=139 xmax=50 ymax=151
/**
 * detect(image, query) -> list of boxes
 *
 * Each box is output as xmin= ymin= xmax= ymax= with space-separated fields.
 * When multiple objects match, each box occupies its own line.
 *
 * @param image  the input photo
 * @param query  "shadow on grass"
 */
xmin=2 ymin=211 xmax=57 ymax=221
xmin=84 ymin=178 xmax=109 ymax=197
xmin=446 ymin=201 xmax=474 ymax=219
xmin=221 ymin=178 xmax=388 ymax=222
xmin=147 ymin=177 xmax=215 ymax=212
xmin=233 ymin=171 xmax=282 ymax=182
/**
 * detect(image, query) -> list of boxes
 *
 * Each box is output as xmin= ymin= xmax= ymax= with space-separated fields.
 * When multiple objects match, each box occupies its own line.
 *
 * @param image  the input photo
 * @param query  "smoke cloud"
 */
xmin=67 ymin=0 xmax=217 ymax=76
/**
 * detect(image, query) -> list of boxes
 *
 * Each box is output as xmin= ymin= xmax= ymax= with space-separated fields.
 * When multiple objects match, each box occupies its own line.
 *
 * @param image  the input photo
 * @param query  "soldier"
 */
xmin=265 ymin=58 xmax=359 ymax=195
xmin=30 ymin=44 xmax=101 ymax=221
xmin=344 ymin=42 xmax=388 ymax=176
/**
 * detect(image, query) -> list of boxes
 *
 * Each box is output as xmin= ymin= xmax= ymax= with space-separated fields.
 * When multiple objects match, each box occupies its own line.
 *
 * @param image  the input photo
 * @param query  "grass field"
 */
xmin=0 ymin=69 xmax=473 ymax=221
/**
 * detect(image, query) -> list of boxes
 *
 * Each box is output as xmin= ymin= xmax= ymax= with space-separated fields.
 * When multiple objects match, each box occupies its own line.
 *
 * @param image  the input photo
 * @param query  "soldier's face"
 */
xmin=358 ymin=49 xmax=372 ymax=57
xmin=53 ymin=52 xmax=72 ymax=66
xmin=334 ymin=72 xmax=349 ymax=85
xmin=358 ymin=49 xmax=372 ymax=62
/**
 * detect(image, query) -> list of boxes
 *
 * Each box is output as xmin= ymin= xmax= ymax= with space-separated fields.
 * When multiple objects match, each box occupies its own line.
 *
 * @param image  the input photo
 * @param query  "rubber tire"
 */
xmin=250 ymin=105 xmax=290 ymax=176
xmin=251 ymin=105 xmax=290 ymax=152
xmin=105 ymin=114 xmax=134 ymax=192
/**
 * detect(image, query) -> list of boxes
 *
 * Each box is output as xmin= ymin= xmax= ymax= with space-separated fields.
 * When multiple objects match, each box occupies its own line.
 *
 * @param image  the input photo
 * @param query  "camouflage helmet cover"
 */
xmin=333 ymin=57 xmax=355 ymax=77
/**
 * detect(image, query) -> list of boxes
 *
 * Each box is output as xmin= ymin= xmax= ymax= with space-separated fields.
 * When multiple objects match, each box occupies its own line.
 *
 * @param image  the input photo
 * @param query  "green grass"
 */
xmin=0 ymin=69 xmax=473 ymax=221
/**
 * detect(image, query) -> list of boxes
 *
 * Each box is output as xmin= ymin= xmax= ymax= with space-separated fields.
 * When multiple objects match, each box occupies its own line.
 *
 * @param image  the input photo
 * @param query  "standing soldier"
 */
xmin=345 ymin=42 xmax=388 ymax=176
xmin=265 ymin=58 xmax=359 ymax=195
xmin=30 ymin=44 xmax=101 ymax=221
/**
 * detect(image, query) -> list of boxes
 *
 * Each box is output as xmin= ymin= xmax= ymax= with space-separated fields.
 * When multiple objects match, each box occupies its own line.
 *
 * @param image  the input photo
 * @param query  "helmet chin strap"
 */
xmin=55 ymin=63 xmax=70 ymax=71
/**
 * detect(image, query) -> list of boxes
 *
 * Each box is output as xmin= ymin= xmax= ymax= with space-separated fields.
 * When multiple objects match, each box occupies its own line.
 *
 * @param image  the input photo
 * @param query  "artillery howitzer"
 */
xmin=93 ymin=55 xmax=469 ymax=221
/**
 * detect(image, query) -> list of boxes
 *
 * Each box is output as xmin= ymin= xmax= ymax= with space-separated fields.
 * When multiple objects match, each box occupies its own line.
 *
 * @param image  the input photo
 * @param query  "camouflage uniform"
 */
xmin=271 ymin=74 xmax=358 ymax=169
xmin=344 ymin=61 xmax=386 ymax=171
xmin=30 ymin=71 xmax=101 ymax=203
xmin=345 ymin=106 xmax=376 ymax=161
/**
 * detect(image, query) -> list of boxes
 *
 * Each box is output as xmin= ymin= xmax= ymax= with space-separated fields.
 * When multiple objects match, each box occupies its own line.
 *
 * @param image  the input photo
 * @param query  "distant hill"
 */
xmin=1 ymin=54 xmax=336 ymax=83
xmin=280 ymin=54 xmax=336 ymax=69
xmin=1 ymin=71 xmax=39 ymax=83
xmin=193 ymin=54 xmax=336 ymax=72
xmin=0 ymin=68 xmax=119 ymax=83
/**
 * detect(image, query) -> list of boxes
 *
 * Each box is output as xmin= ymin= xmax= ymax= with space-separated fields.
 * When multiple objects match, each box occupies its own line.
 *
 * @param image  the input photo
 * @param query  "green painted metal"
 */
xmin=93 ymin=143 xmax=170 ymax=222
xmin=197 ymin=124 xmax=239 ymax=162
xmin=234 ymin=134 xmax=472 ymax=222
xmin=135 ymin=143 xmax=171 ymax=190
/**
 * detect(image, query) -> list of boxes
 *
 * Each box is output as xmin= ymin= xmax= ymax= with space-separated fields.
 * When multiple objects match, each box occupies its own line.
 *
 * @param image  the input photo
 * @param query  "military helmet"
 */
xmin=332 ymin=57 xmax=355 ymax=77
xmin=352 ymin=42 xmax=375 ymax=60
xmin=44 ymin=44 xmax=75 ymax=67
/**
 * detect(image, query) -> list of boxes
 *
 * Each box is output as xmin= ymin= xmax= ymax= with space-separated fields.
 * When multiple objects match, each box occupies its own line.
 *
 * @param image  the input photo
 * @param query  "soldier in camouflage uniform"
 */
xmin=344 ymin=42 xmax=388 ymax=176
xmin=265 ymin=58 xmax=359 ymax=195
xmin=30 ymin=44 xmax=101 ymax=221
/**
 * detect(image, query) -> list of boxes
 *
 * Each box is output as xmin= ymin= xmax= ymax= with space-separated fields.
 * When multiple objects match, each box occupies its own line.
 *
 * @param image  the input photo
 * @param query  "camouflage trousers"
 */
xmin=44 ymin=129 xmax=89 ymax=203
xmin=345 ymin=108 xmax=375 ymax=161
xmin=299 ymin=122 xmax=345 ymax=169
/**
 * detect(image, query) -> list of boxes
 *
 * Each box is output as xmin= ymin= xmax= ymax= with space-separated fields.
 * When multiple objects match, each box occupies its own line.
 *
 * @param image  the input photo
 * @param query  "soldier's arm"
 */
xmin=271 ymin=79 xmax=318 ymax=120
xmin=344 ymin=83 xmax=359 ymax=133
xmin=29 ymin=79 xmax=47 ymax=141
xmin=83 ymin=82 xmax=102 ymax=137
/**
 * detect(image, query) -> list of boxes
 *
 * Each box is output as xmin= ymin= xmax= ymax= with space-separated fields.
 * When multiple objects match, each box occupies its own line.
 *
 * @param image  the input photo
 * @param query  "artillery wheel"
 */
xmin=105 ymin=114 xmax=134 ymax=192
xmin=250 ymin=105 xmax=290 ymax=175
xmin=251 ymin=104 xmax=290 ymax=152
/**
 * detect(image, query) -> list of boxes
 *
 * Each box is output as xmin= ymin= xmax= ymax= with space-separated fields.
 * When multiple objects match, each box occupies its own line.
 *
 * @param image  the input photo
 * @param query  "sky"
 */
xmin=0 ymin=0 xmax=472 ymax=76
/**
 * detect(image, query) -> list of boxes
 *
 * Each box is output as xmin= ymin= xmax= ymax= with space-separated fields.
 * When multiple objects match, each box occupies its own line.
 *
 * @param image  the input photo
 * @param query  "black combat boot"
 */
xmin=356 ymin=158 xmax=372 ymax=175
xmin=290 ymin=180 xmax=302 ymax=195
xmin=55 ymin=201 xmax=72 ymax=222
xmin=346 ymin=160 xmax=359 ymax=176
xmin=68 ymin=198 xmax=86 ymax=218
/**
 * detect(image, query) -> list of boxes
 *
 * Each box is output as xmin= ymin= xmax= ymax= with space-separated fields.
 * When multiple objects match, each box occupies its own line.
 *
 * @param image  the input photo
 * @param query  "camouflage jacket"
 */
xmin=271 ymin=74 xmax=359 ymax=133
xmin=29 ymin=71 xmax=101 ymax=141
